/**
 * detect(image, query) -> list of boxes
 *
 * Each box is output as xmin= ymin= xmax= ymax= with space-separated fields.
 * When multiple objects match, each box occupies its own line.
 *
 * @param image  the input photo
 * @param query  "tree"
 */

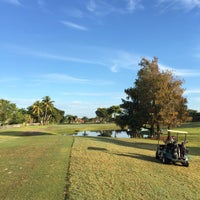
xmin=29 ymin=100 xmax=44 ymax=124
xmin=117 ymin=57 xmax=188 ymax=136
xmin=41 ymin=96 xmax=54 ymax=125
xmin=9 ymin=108 xmax=31 ymax=125
xmin=107 ymin=105 xmax=122 ymax=119
xmin=65 ymin=115 xmax=78 ymax=124
xmin=95 ymin=108 xmax=111 ymax=122
xmin=0 ymin=99 xmax=17 ymax=125
xmin=188 ymin=109 xmax=200 ymax=122
xmin=51 ymin=107 xmax=65 ymax=123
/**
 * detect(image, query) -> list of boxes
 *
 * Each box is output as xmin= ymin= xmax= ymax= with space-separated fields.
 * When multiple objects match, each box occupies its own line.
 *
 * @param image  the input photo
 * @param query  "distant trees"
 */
xmin=28 ymin=96 xmax=64 ymax=125
xmin=188 ymin=109 xmax=200 ymax=122
xmin=0 ymin=96 xmax=66 ymax=126
xmin=116 ymin=57 xmax=189 ymax=136
xmin=95 ymin=105 xmax=121 ymax=123
xmin=0 ymin=99 xmax=18 ymax=125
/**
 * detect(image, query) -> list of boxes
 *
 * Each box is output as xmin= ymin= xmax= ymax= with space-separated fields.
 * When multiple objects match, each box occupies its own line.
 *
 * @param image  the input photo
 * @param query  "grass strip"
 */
xmin=0 ymin=135 xmax=73 ymax=200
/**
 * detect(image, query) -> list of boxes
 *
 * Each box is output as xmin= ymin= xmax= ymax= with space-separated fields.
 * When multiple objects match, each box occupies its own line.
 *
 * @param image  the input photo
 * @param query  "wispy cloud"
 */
xmin=5 ymin=44 xmax=105 ymax=66
xmin=108 ymin=50 xmax=140 ymax=72
xmin=85 ymin=0 xmax=142 ymax=16
xmin=4 ymin=44 xmax=140 ymax=72
xmin=38 ymin=73 xmax=90 ymax=84
xmin=159 ymin=63 xmax=200 ymax=77
xmin=157 ymin=0 xmax=200 ymax=11
xmin=1 ymin=0 xmax=22 ymax=6
xmin=61 ymin=20 xmax=88 ymax=31
xmin=126 ymin=0 xmax=142 ymax=11
xmin=36 ymin=73 xmax=114 ymax=86
xmin=184 ymin=89 xmax=200 ymax=95
xmin=63 ymin=91 xmax=122 ymax=97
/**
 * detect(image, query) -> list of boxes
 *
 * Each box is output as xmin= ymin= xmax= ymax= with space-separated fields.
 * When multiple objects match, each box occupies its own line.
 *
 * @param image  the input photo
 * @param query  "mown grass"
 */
xmin=67 ymin=123 xmax=200 ymax=200
xmin=0 ymin=134 xmax=73 ymax=200
xmin=0 ymin=123 xmax=199 ymax=200
xmin=0 ymin=123 xmax=118 ymax=200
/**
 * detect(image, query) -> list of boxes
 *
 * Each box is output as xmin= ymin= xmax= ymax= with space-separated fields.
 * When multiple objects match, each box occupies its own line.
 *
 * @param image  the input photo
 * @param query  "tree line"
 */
xmin=1 ymin=58 xmax=199 ymax=129
xmin=0 ymin=96 xmax=64 ymax=126
xmin=0 ymin=96 xmax=121 ymax=126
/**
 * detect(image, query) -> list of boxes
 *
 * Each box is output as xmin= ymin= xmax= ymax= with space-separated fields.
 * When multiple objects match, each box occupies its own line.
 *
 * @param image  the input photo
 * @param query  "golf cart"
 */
xmin=156 ymin=130 xmax=189 ymax=167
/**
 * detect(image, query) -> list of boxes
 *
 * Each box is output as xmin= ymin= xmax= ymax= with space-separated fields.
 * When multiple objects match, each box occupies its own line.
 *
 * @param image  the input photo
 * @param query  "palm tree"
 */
xmin=31 ymin=100 xmax=43 ymax=125
xmin=41 ymin=96 xmax=54 ymax=125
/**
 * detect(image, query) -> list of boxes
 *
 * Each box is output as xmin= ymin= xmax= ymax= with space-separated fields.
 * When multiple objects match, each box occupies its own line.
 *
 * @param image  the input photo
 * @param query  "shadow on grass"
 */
xmin=87 ymin=144 xmax=159 ymax=164
xmin=0 ymin=131 xmax=53 ymax=137
xmin=114 ymin=152 xmax=159 ymax=163
xmin=91 ymin=136 xmax=156 ymax=151
xmin=88 ymin=146 xmax=107 ymax=151
xmin=90 ymin=136 xmax=200 ymax=156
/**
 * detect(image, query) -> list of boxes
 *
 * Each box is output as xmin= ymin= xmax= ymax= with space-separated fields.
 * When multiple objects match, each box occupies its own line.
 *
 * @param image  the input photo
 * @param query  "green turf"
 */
xmin=0 ymin=135 xmax=73 ymax=200
xmin=0 ymin=123 xmax=199 ymax=200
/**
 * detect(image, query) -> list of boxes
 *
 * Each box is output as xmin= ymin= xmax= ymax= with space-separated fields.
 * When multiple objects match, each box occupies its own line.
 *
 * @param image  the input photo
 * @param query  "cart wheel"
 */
xmin=162 ymin=157 xmax=166 ymax=164
xmin=162 ymin=156 xmax=170 ymax=164
xmin=156 ymin=151 xmax=159 ymax=159
xmin=185 ymin=161 xmax=189 ymax=167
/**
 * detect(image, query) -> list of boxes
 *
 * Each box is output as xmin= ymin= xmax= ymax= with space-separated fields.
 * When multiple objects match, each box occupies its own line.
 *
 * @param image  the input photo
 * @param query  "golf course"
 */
xmin=0 ymin=123 xmax=199 ymax=200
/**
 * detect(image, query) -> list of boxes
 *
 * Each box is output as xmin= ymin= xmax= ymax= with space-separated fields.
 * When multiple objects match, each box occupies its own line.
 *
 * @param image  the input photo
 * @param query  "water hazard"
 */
xmin=73 ymin=130 xmax=130 ymax=138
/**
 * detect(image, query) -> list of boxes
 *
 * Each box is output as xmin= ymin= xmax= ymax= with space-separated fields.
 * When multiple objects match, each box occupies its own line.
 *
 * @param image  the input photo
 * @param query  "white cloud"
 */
xmin=174 ymin=69 xmax=200 ymax=77
xmin=4 ymin=44 xmax=140 ymax=72
xmin=38 ymin=73 xmax=90 ymax=83
xmin=1 ymin=0 xmax=22 ymax=6
xmin=159 ymin=63 xmax=200 ymax=77
xmin=184 ymin=89 xmax=200 ymax=94
xmin=157 ymin=0 xmax=200 ymax=11
xmin=85 ymin=0 xmax=142 ymax=16
xmin=126 ymin=0 xmax=140 ymax=11
xmin=108 ymin=50 xmax=141 ymax=72
xmin=5 ymin=44 xmax=105 ymax=66
xmin=87 ymin=0 xmax=96 ymax=12
xmin=61 ymin=20 xmax=88 ymax=31
xmin=36 ymin=73 xmax=114 ymax=86
xmin=63 ymin=91 xmax=122 ymax=97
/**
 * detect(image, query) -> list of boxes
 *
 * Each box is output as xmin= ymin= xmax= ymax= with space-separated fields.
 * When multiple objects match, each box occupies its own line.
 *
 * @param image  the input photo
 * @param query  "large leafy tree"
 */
xmin=117 ymin=57 xmax=188 ymax=136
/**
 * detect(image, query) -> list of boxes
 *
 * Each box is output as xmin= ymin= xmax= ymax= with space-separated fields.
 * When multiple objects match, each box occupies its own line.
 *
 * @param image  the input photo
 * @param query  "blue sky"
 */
xmin=0 ymin=0 xmax=200 ymax=117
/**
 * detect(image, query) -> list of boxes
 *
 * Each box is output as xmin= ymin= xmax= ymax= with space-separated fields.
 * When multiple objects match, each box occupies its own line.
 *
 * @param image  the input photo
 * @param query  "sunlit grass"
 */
xmin=67 ymin=135 xmax=200 ymax=200
xmin=0 ymin=123 xmax=199 ymax=200
xmin=0 ymin=135 xmax=73 ymax=200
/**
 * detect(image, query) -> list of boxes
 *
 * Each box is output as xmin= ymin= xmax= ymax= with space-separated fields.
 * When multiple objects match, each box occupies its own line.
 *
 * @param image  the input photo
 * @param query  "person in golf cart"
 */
xmin=164 ymin=131 xmax=176 ymax=144
xmin=164 ymin=131 xmax=187 ymax=159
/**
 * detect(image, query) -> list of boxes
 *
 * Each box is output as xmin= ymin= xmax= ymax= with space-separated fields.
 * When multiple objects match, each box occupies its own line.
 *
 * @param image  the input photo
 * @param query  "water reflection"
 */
xmin=73 ymin=130 xmax=130 ymax=138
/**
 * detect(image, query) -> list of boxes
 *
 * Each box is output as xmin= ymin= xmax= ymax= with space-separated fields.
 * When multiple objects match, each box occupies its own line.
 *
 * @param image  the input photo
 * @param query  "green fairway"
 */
xmin=67 ymin=136 xmax=200 ymax=200
xmin=0 ymin=123 xmax=199 ymax=200
xmin=0 ymin=133 xmax=73 ymax=200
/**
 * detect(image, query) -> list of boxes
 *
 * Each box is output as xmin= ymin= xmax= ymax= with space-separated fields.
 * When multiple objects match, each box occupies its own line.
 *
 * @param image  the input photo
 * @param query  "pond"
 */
xmin=73 ymin=130 xmax=130 ymax=138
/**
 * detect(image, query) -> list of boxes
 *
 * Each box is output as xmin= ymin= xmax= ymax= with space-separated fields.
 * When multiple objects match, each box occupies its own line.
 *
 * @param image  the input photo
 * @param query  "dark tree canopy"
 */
xmin=116 ymin=57 xmax=188 ymax=136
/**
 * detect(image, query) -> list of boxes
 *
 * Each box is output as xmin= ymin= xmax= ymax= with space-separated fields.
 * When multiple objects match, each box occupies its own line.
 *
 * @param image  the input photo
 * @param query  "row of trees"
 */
xmin=0 ymin=96 xmax=65 ymax=126
xmin=0 ymin=96 xmax=120 ymax=126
